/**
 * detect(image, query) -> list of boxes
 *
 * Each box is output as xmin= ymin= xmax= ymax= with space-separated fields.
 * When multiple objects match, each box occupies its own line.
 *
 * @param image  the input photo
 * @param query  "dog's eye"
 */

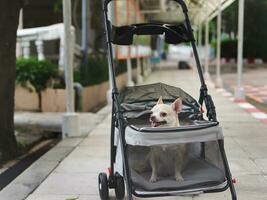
xmin=160 ymin=112 xmax=167 ymax=117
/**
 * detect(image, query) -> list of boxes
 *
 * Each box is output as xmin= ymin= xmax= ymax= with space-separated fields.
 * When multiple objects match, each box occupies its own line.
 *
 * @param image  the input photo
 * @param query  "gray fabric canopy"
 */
xmin=120 ymin=83 xmax=202 ymax=120
xmin=120 ymin=83 xmax=199 ymax=107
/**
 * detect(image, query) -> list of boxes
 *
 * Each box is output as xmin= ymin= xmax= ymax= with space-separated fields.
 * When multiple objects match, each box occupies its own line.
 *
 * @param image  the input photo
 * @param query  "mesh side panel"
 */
xmin=127 ymin=141 xmax=226 ymax=192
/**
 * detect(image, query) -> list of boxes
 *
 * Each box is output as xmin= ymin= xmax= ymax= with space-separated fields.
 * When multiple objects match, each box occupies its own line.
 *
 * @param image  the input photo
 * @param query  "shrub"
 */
xmin=16 ymin=58 xmax=59 ymax=111
xmin=76 ymin=57 xmax=129 ymax=87
xmin=221 ymin=39 xmax=237 ymax=59
xmin=16 ymin=58 xmax=59 ymax=93
xmin=220 ymin=0 xmax=267 ymax=60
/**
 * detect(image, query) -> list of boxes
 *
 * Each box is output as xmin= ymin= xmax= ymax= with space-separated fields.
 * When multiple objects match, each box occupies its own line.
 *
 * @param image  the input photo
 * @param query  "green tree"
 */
xmin=90 ymin=0 xmax=104 ymax=54
xmin=222 ymin=0 xmax=267 ymax=59
xmin=0 ymin=0 xmax=22 ymax=160
xmin=223 ymin=1 xmax=238 ymax=36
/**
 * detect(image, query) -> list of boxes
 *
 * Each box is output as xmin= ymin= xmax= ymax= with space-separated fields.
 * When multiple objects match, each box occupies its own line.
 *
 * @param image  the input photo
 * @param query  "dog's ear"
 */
xmin=157 ymin=96 xmax=164 ymax=104
xmin=172 ymin=98 xmax=182 ymax=113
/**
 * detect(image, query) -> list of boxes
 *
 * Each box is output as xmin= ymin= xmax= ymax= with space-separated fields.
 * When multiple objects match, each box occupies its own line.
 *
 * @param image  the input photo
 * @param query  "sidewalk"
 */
xmin=211 ymin=67 xmax=267 ymax=113
xmin=4 ymin=67 xmax=267 ymax=200
xmin=14 ymin=112 xmax=105 ymax=135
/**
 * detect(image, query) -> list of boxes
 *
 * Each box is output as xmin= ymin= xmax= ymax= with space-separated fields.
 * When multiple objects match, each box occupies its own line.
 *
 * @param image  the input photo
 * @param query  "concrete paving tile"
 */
xmin=194 ymin=190 xmax=267 ymax=200
xmin=54 ymin=156 xmax=109 ymax=173
xmin=223 ymin=130 xmax=267 ymax=138
xmin=224 ymin=138 xmax=249 ymax=159
xmin=228 ymin=158 xmax=261 ymax=175
xmin=216 ymin=105 xmax=250 ymax=112
xmin=33 ymin=172 xmax=99 ymax=195
xmin=40 ymin=147 xmax=73 ymax=162
xmin=234 ymin=136 xmax=267 ymax=147
xmin=234 ymin=174 xmax=267 ymax=192
xmin=88 ymin=128 xmax=110 ymax=136
xmin=225 ymin=148 xmax=249 ymax=160
xmin=0 ymin=160 xmax=58 ymax=200
xmin=93 ymin=125 xmax=111 ymax=132
xmin=193 ymin=191 xmax=230 ymax=200
xmin=79 ymin=134 xmax=110 ymax=146
xmin=243 ymin=146 xmax=267 ymax=159
xmin=254 ymin=159 xmax=267 ymax=174
xmin=93 ymin=127 xmax=111 ymax=133
xmin=221 ymin=122 xmax=267 ymax=137
xmin=218 ymin=113 xmax=259 ymax=122
xmin=68 ymin=145 xmax=109 ymax=159
xmin=134 ymin=195 xmax=193 ymax=200
xmin=27 ymin=194 xmax=96 ymax=200
xmin=56 ymin=138 xmax=83 ymax=147
xmin=235 ymin=191 xmax=267 ymax=200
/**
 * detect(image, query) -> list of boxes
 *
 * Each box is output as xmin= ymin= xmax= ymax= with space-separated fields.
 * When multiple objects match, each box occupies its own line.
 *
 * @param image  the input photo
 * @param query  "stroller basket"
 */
xmin=113 ymin=83 xmax=227 ymax=197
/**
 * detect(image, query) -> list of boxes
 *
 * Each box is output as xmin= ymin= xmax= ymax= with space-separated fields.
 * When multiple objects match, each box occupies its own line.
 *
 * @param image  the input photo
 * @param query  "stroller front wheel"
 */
xmin=115 ymin=173 xmax=125 ymax=200
xmin=98 ymin=172 xmax=109 ymax=200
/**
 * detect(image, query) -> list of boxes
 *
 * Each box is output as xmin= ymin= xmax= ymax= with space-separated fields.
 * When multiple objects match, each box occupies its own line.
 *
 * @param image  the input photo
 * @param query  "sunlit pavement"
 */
xmin=3 ymin=65 xmax=267 ymax=200
xmin=211 ymin=67 xmax=267 ymax=111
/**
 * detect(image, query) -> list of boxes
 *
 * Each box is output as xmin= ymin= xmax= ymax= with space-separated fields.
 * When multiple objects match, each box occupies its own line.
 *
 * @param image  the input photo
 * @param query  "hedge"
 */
xmin=16 ymin=58 xmax=59 ymax=92
xmin=75 ymin=57 xmax=138 ymax=87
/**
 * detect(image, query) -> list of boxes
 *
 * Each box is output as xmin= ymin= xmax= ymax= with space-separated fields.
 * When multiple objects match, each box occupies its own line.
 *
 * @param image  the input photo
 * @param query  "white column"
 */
xmin=16 ymin=9 xmax=23 ymax=58
xmin=198 ymin=24 xmax=202 ymax=47
xmin=35 ymin=40 xmax=45 ymax=61
xmin=106 ymin=2 xmax=115 ymax=103
xmin=126 ymin=48 xmax=134 ymax=86
xmin=59 ymin=37 xmax=64 ymax=71
xmin=147 ymin=56 xmax=152 ymax=74
xmin=204 ymin=20 xmax=210 ymax=80
xmin=235 ymin=0 xmax=245 ymax=100
xmin=215 ymin=0 xmax=223 ymax=88
xmin=143 ymin=56 xmax=148 ymax=77
xmin=135 ymin=0 xmax=143 ymax=84
xmin=21 ymin=41 xmax=30 ymax=59
xmin=81 ymin=0 xmax=88 ymax=63
xmin=62 ymin=0 xmax=81 ymax=138
xmin=136 ymin=55 xmax=143 ymax=84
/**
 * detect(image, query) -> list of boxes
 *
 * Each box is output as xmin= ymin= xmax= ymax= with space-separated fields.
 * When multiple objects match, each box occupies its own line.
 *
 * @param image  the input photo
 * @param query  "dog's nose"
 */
xmin=150 ymin=115 xmax=156 ymax=122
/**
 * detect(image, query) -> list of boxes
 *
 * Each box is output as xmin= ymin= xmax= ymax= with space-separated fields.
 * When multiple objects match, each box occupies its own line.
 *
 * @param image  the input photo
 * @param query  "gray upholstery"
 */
xmin=131 ymin=158 xmax=226 ymax=192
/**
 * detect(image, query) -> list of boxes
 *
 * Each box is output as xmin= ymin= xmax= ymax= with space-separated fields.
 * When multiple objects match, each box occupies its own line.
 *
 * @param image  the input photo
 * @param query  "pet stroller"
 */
xmin=98 ymin=0 xmax=237 ymax=199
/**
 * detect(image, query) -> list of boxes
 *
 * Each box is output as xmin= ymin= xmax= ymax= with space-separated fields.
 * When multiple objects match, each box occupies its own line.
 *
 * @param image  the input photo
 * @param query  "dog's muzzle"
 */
xmin=150 ymin=118 xmax=167 ymax=127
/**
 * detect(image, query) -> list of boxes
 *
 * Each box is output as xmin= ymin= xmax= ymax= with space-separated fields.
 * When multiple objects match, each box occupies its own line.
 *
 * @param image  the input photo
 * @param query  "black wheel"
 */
xmin=98 ymin=173 xmax=109 ymax=200
xmin=114 ymin=173 xmax=125 ymax=200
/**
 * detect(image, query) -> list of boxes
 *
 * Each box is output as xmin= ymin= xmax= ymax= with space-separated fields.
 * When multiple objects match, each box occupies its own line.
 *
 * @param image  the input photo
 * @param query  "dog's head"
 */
xmin=150 ymin=96 xmax=182 ymax=127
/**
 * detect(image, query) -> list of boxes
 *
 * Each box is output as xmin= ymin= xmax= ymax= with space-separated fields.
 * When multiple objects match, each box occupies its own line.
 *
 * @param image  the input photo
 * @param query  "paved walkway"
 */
xmin=5 ymin=67 xmax=267 ymax=200
xmin=211 ymin=67 xmax=267 ymax=112
xmin=14 ymin=112 xmax=104 ymax=135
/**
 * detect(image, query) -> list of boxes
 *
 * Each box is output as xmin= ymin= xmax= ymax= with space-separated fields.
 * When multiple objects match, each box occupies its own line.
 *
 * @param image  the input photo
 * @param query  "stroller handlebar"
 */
xmin=103 ymin=0 xmax=188 ymax=13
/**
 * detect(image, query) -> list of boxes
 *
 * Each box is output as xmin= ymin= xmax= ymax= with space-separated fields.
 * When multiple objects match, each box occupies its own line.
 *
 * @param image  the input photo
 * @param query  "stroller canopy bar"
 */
xmin=110 ymin=22 xmax=193 ymax=45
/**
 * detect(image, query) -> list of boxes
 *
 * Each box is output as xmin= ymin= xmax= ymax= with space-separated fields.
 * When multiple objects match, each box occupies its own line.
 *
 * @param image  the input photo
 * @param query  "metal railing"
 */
xmin=17 ymin=23 xmax=79 ymax=70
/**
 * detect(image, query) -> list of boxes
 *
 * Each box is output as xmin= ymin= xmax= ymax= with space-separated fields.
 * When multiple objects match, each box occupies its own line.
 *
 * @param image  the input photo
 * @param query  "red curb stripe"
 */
xmin=234 ymin=99 xmax=246 ymax=103
xmin=260 ymin=119 xmax=267 ymax=124
xmin=245 ymin=108 xmax=261 ymax=113
xmin=216 ymin=89 xmax=267 ymax=125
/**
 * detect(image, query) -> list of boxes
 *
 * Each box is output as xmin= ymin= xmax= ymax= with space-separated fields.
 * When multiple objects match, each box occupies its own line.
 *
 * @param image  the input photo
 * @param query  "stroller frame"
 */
xmin=98 ymin=0 xmax=237 ymax=200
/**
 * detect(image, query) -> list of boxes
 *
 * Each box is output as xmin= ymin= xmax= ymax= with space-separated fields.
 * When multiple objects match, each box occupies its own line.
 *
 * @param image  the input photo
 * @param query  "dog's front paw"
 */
xmin=175 ymin=174 xmax=184 ymax=182
xmin=149 ymin=175 xmax=158 ymax=182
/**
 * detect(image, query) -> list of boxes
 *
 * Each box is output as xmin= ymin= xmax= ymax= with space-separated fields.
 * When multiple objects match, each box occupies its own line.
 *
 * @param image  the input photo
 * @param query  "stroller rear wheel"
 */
xmin=115 ymin=173 xmax=125 ymax=200
xmin=98 ymin=172 xmax=109 ymax=200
